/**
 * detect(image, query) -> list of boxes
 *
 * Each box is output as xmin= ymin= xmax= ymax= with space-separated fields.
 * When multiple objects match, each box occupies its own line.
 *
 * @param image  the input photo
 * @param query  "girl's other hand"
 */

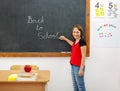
xmin=78 ymin=69 xmax=84 ymax=77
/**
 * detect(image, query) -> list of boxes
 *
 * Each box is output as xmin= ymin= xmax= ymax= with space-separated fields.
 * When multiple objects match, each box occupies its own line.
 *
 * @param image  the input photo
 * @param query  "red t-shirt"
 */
xmin=70 ymin=39 xmax=86 ymax=66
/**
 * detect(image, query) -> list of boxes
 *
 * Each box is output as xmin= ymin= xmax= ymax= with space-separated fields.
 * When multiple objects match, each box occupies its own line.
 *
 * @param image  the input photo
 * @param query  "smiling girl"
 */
xmin=59 ymin=24 xmax=86 ymax=91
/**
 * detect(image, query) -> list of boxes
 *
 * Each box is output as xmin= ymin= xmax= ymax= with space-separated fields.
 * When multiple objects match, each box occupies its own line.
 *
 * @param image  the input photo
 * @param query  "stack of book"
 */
xmin=17 ymin=72 xmax=38 ymax=81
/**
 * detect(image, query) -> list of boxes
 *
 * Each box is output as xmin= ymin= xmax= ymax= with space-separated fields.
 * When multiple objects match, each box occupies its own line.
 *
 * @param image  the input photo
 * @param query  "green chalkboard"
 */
xmin=0 ymin=0 xmax=89 ymax=57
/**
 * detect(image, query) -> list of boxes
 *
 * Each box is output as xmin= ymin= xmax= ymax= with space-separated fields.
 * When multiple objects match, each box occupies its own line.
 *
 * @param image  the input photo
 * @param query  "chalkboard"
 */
xmin=0 ymin=0 xmax=90 ymax=57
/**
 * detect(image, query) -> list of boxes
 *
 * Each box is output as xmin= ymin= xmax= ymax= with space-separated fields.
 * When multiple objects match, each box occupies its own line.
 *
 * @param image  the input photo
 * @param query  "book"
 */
xmin=17 ymin=72 xmax=38 ymax=81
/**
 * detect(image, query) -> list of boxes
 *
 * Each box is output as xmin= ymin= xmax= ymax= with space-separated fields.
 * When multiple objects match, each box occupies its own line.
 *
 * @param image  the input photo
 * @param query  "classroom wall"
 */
xmin=0 ymin=0 xmax=120 ymax=91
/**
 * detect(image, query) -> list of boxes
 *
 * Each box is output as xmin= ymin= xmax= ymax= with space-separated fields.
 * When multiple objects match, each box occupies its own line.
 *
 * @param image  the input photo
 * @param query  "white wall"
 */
xmin=0 ymin=0 xmax=120 ymax=91
xmin=86 ymin=0 xmax=120 ymax=91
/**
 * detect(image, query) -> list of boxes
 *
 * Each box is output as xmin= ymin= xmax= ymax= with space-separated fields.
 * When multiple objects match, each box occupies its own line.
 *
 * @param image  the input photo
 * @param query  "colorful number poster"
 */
xmin=91 ymin=0 xmax=120 ymax=47
xmin=92 ymin=0 xmax=119 ymax=18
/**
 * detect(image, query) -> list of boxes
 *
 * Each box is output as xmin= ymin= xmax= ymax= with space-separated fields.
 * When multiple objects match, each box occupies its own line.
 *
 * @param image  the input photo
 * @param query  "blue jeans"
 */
xmin=71 ymin=65 xmax=86 ymax=91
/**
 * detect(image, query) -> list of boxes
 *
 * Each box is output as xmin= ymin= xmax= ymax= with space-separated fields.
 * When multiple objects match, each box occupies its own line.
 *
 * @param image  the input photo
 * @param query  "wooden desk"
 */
xmin=0 ymin=70 xmax=50 ymax=91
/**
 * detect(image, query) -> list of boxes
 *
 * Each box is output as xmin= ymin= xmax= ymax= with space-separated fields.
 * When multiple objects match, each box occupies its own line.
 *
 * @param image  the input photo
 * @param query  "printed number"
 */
xmin=108 ymin=2 xmax=113 ymax=9
xmin=95 ymin=2 xmax=99 ymax=8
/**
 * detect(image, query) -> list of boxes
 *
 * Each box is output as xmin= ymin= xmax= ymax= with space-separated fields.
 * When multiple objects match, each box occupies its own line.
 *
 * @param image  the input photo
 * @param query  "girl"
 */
xmin=59 ymin=24 xmax=86 ymax=91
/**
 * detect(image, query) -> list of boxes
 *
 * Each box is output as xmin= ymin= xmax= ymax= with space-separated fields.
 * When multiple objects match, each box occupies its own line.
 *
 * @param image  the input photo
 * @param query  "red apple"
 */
xmin=24 ymin=65 xmax=31 ymax=72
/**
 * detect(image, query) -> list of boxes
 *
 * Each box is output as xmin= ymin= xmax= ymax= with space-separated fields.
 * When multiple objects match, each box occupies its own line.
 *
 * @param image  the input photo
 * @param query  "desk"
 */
xmin=0 ymin=70 xmax=50 ymax=91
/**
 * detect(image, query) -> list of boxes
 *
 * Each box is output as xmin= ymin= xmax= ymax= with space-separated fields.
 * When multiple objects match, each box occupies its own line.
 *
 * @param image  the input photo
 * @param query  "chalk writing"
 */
xmin=38 ymin=32 xmax=59 ymax=39
xmin=27 ymin=16 xmax=44 ymax=24
xmin=27 ymin=16 xmax=59 ymax=40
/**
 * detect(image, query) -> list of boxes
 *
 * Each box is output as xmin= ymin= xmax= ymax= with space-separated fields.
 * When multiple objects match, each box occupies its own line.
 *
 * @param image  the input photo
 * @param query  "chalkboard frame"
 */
xmin=0 ymin=0 xmax=90 ymax=57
